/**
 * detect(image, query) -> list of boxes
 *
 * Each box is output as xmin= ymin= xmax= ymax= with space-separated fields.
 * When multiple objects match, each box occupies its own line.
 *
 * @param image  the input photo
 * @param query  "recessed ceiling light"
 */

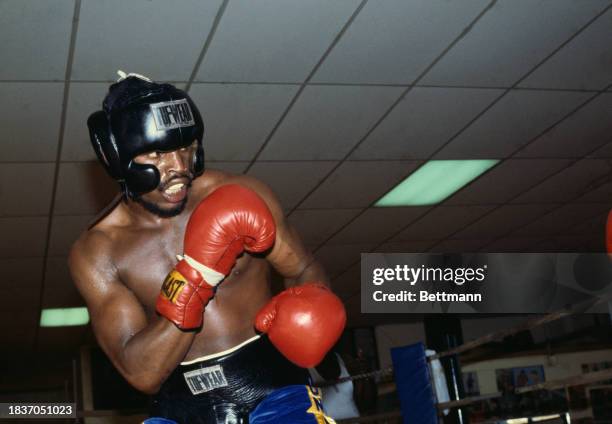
xmin=375 ymin=160 xmax=499 ymax=206
xmin=40 ymin=307 xmax=90 ymax=327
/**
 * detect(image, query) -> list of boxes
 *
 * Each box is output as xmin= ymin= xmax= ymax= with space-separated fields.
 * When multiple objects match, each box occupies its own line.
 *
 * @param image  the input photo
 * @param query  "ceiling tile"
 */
xmin=434 ymin=90 xmax=592 ymax=159
xmin=515 ymin=93 xmax=612 ymax=158
xmin=329 ymin=207 xmax=430 ymax=245
xmin=48 ymin=215 xmax=95 ymax=257
xmin=547 ymin=234 xmax=606 ymax=252
xmin=207 ymin=162 xmax=249 ymax=175
xmin=0 ymin=315 xmax=37 ymax=353
xmin=197 ymin=0 xmax=360 ymax=82
xmin=514 ymin=203 xmax=611 ymax=237
xmin=330 ymin=264 xmax=360 ymax=299
xmin=588 ymin=140 xmax=612 ymax=158
xmin=575 ymin=181 xmax=612 ymax=203
xmin=578 ymin=234 xmax=607 ymax=251
xmin=0 ymin=326 xmax=36 ymax=352
xmin=395 ymin=205 xmax=495 ymax=241
xmin=534 ymin=239 xmax=565 ymax=252
xmin=189 ymin=84 xmax=298 ymax=160
xmin=36 ymin=326 xmax=88 ymax=353
xmin=61 ymin=83 xmax=109 ymax=161
xmin=350 ymin=87 xmax=503 ymax=160
xmin=314 ymin=243 xmax=375 ymax=278
xmin=429 ymin=239 xmax=492 ymax=252
xmin=375 ymin=240 xmax=438 ymax=253
xmin=72 ymin=0 xmax=222 ymax=81
xmin=260 ymin=86 xmax=403 ymax=160
xmin=0 ymin=83 xmax=64 ymax=161
xmin=0 ymin=258 xmax=44 ymax=291
xmin=0 ymin=217 xmax=48 ymax=258
xmin=54 ymin=162 xmax=119 ymax=215
xmin=422 ymin=0 xmax=609 ymax=87
xmin=519 ymin=8 xmax=612 ymax=90
xmin=0 ymin=303 xmax=40 ymax=323
xmin=511 ymin=159 xmax=612 ymax=204
xmin=0 ymin=0 xmax=73 ymax=80
xmin=0 ymin=163 xmax=55 ymax=216
xmin=247 ymin=161 xmax=339 ymax=211
xmin=300 ymin=161 xmax=421 ymax=209
xmin=43 ymin=257 xmax=84 ymax=308
xmin=445 ymin=159 xmax=573 ymax=205
xmin=566 ymin=212 xmax=607 ymax=236
xmin=313 ymin=0 xmax=489 ymax=84
xmin=485 ymin=237 xmax=548 ymax=252
xmin=287 ymin=209 xmax=361 ymax=245
xmin=452 ymin=204 xmax=559 ymax=239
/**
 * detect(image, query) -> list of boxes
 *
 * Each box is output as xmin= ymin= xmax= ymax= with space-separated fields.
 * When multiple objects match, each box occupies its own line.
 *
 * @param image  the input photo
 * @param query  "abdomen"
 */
xmin=185 ymin=256 xmax=272 ymax=360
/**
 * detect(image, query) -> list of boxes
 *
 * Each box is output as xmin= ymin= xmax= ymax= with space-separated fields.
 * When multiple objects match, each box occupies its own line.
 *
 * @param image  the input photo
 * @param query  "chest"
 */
xmin=113 ymin=228 xmax=258 ymax=313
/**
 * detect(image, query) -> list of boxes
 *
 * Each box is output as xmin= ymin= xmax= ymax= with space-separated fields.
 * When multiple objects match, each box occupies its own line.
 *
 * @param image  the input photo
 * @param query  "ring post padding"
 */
xmin=391 ymin=342 xmax=437 ymax=424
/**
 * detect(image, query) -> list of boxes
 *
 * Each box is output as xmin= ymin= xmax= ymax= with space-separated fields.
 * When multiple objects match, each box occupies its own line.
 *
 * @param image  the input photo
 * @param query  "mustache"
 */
xmin=158 ymin=173 xmax=193 ymax=190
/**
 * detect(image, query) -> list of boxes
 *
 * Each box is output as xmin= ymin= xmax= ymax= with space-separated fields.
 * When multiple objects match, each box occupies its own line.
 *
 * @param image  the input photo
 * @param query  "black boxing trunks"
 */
xmin=149 ymin=335 xmax=310 ymax=424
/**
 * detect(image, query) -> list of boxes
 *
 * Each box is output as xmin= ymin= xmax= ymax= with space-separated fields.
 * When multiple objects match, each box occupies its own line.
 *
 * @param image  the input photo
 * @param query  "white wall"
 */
xmin=462 ymin=349 xmax=612 ymax=395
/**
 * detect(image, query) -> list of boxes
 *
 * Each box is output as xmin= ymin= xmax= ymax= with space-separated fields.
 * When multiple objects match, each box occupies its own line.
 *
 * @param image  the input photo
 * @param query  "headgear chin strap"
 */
xmin=88 ymin=71 xmax=205 ymax=199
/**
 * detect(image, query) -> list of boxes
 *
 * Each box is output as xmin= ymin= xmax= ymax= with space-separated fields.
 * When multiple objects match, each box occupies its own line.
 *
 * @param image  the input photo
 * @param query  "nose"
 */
xmin=162 ymin=150 xmax=188 ymax=174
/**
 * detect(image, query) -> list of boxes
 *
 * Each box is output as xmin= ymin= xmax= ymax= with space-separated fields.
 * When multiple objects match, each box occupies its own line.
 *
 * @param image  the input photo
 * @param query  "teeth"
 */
xmin=165 ymin=183 xmax=184 ymax=194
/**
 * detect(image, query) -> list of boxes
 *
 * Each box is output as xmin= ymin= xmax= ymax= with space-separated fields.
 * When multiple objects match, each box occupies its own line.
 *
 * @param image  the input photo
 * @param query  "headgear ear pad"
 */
xmin=88 ymin=76 xmax=204 ymax=198
xmin=88 ymin=110 xmax=122 ymax=180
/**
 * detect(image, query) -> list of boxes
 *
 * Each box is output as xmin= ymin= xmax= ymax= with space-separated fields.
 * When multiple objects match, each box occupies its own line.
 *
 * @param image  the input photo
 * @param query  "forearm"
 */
xmin=115 ymin=317 xmax=196 ymax=394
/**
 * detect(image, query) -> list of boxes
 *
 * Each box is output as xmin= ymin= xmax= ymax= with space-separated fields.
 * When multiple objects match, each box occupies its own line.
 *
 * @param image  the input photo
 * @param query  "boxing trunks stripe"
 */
xmin=149 ymin=335 xmax=310 ymax=424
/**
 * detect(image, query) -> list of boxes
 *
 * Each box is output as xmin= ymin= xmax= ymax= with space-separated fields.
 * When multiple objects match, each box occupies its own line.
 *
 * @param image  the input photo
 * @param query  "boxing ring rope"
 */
xmin=334 ymin=369 xmax=612 ymax=423
xmin=431 ymin=292 xmax=612 ymax=361
xmin=316 ymin=293 xmax=612 ymax=422
xmin=315 ymin=292 xmax=612 ymax=388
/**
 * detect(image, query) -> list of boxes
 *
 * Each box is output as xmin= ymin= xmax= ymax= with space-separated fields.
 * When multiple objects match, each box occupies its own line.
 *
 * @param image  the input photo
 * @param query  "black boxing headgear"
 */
xmin=87 ymin=73 xmax=204 ymax=199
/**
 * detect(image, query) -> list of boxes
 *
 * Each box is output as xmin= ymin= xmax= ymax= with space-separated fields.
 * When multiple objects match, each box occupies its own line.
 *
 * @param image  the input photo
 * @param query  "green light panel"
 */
xmin=375 ymin=160 xmax=499 ymax=206
xmin=40 ymin=307 xmax=90 ymax=327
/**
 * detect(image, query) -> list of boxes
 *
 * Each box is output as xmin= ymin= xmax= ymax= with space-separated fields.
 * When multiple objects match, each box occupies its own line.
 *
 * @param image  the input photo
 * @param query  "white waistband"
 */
xmin=180 ymin=335 xmax=261 ymax=366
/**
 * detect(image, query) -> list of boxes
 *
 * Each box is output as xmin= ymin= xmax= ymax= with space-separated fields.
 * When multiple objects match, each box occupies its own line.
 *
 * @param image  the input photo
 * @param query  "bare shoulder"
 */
xmin=226 ymin=174 xmax=276 ymax=197
xmin=191 ymin=169 xmax=280 ymax=209
xmin=68 ymin=204 xmax=128 ymax=295
xmin=68 ymin=225 xmax=116 ymax=289
xmin=221 ymin=173 xmax=282 ymax=212
xmin=189 ymin=169 xmax=231 ymax=201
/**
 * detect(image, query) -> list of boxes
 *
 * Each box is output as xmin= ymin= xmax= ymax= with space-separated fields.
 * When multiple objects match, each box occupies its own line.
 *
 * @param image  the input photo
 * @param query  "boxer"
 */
xmin=69 ymin=73 xmax=346 ymax=423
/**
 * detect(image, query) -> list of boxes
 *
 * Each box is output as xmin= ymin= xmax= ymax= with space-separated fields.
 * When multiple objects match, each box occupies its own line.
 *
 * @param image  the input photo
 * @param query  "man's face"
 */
xmin=132 ymin=141 xmax=198 ymax=218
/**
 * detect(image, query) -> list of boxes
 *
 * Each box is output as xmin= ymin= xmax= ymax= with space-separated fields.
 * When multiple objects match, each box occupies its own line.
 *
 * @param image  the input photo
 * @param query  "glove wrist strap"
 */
xmin=179 ymin=254 xmax=225 ymax=286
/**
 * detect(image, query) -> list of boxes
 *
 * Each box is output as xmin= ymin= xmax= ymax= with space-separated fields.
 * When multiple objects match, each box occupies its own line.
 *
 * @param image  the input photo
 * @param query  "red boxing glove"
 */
xmin=157 ymin=184 xmax=276 ymax=329
xmin=255 ymin=283 xmax=346 ymax=368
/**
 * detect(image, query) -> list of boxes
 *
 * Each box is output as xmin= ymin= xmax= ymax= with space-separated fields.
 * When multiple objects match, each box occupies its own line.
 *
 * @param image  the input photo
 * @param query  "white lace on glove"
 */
xmin=177 ymin=254 xmax=225 ymax=287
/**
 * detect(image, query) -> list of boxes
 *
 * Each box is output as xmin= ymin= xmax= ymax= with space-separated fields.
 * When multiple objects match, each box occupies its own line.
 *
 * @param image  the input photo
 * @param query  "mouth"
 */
xmin=161 ymin=179 xmax=189 ymax=203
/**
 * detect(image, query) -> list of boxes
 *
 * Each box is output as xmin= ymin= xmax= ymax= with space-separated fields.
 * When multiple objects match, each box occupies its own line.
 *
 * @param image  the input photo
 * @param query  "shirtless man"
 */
xmin=69 ymin=73 xmax=346 ymax=424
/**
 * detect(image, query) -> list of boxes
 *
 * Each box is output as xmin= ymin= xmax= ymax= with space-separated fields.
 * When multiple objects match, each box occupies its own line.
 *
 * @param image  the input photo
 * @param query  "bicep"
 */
xmin=89 ymin=283 xmax=148 ymax=364
xmin=268 ymin=211 xmax=331 ymax=287
xmin=267 ymin=221 xmax=315 ymax=278
xmin=234 ymin=178 xmax=331 ymax=288
xmin=231 ymin=176 xmax=314 ymax=278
